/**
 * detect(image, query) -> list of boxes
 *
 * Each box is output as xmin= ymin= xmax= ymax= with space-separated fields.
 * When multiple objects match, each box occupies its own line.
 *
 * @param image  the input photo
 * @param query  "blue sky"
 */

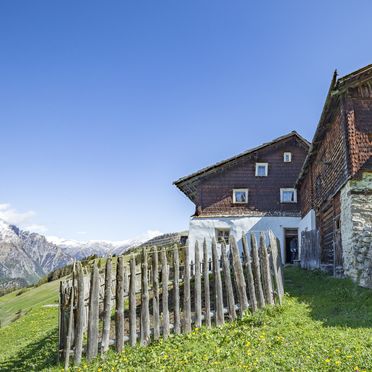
xmin=0 ymin=1 xmax=371 ymax=240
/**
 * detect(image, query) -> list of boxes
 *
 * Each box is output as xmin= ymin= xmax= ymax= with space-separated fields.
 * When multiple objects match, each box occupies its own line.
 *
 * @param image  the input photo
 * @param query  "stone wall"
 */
xmin=341 ymin=171 xmax=372 ymax=288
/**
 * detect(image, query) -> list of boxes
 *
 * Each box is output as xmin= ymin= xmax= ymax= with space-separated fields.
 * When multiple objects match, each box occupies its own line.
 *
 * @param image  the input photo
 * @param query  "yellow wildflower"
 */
xmin=325 ymin=359 xmax=331 ymax=363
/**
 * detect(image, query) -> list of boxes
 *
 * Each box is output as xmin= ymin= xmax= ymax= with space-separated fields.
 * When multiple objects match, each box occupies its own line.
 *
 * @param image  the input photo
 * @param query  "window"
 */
xmin=216 ymin=229 xmax=230 ymax=244
xmin=233 ymin=189 xmax=248 ymax=204
xmin=280 ymin=188 xmax=297 ymax=203
xmin=255 ymin=163 xmax=268 ymax=177
xmin=283 ymin=152 xmax=292 ymax=162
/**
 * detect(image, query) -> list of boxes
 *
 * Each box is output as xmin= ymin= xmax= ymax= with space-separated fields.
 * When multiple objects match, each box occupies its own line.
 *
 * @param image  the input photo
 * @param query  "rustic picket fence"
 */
xmin=59 ymin=230 xmax=284 ymax=370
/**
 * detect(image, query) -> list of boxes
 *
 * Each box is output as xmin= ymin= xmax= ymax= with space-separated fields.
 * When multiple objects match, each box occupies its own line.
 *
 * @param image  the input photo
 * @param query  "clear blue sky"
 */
xmin=0 ymin=1 xmax=371 ymax=240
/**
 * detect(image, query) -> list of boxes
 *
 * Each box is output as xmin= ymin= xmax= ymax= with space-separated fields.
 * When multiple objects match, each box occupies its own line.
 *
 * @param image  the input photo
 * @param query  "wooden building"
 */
xmin=297 ymin=65 xmax=372 ymax=287
xmin=174 ymin=131 xmax=309 ymax=262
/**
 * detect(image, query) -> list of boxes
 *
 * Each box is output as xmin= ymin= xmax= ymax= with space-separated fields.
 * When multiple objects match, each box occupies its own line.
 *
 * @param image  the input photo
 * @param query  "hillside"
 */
xmin=0 ymin=268 xmax=372 ymax=371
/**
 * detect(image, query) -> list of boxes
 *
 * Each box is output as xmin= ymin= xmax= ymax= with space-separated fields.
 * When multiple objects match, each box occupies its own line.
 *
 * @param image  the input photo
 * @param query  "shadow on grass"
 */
xmin=0 ymin=328 xmax=58 ymax=372
xmin=284 ymin=266 xmax=372 ymax=328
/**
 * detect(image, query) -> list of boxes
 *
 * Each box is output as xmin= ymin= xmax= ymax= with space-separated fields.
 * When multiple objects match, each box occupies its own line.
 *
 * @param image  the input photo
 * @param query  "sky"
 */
xmin=0 ymin=1 xmax=371 ymax=241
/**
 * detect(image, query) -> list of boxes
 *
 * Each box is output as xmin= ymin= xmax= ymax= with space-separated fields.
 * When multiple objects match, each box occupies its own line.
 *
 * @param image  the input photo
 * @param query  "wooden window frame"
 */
xmin=280 ymin=188 xmax=297 ymax=203
xmin=283 ymin=152 xmax=292 ymax=162
xmin=255 ymin=163 xmax=268 ymax=177
xmin=232 ymin=188 xmax=248 ymax=204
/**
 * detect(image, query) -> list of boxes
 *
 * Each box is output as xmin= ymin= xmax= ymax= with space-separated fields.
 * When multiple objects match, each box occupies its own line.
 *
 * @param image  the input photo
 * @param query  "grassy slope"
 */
xmin=1 ymin=267 xmax=372 ymax=371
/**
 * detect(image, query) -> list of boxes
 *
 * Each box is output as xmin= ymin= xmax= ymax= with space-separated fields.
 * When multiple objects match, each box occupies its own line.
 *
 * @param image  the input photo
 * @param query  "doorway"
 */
xmin=284 ymin=228 xmax=298 ymax=264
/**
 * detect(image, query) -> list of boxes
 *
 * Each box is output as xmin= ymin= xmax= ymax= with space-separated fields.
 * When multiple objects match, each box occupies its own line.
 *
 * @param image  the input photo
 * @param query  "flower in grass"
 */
xmin=335 ymin=361 xmax=341 ymax=366
xmin=325 ymin=359 xmax=331 ymax=363
xmin=245 ymin=341 xmax=251 ymax=347
xmin=335 ymin=349 xmax=340 ymax=353
xmin=346 ymin=355 xmax=352 ymax=359
xmin=354 ymin=367 xmax=359 ymax=371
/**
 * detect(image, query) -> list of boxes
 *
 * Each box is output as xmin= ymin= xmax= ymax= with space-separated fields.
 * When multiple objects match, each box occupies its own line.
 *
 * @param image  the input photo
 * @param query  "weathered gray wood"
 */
xmin=64 ymin=263 xmax=75 ymax=370
xmin=183 ymin=245 xmax=192 ymax=333
xmin=58 ymin=281 xmax=65 ymax=361
xmin=129 ymin=255 xmax=137 ymax=346
xmin=260 ymin=233 xmax=274 ymax=305
xmin=87 ymin=261 xmax=99 ymax=361
xmin=140 ymin=248 xmax=150 ymax=345
xmin=269 ymin=230 xmax=284 ymax=303
xmin=115 ymin=256 xmax=125 ymax=353
xmin=203 ymin=239 xmax=211 ymax=328
xmin=212 ymin=238 xmax=224 ymax=326
xmin=74 ymin=262 xmax=85 ymax=365
xmin=173 ymin=245 xmax=181 ymax=334
xmin=152 ymin=248 xmax=160 ymax=340
xmin=230 ymin=236 xmax=249 ymax=315
xmin=161 ymin=247 xmax=170 ymax=339
xmin=241 ymin=233 xmax=257 ymax=312
xmin=250 ymin=233 xmax=265 ymax=309
xmin=101 ymin=257 xmax=113 ymax=354
xmin=221 ymin=241 xmax=236 ymax=321
xmin=124 ymin=266 xmax=129 ymax=294
xmin=194 ymin=241 xmax=202 ymax=327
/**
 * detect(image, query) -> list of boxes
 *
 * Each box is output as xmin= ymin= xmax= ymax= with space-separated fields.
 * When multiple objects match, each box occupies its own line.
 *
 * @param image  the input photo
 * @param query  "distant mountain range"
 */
xmin=0 ymin=219 xmax=163 ymax=288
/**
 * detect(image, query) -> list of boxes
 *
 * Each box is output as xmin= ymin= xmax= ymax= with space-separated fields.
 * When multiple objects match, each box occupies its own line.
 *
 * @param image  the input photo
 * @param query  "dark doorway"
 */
xmin=284 ymin=229 xmax=298 ymax=264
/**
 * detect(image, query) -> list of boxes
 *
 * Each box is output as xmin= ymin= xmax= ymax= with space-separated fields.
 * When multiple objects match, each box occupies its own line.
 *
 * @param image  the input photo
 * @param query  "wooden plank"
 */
xmin=161 ymin=247 xmax=170 ymax=339
xmin=260 ymin=233 xmax=274 ymax=305
xmin=212 ymin=238 xmax=224 ymax=326
xmin=173 ymin=245 xmax=181 ymax=334
xmin=152 ymin=248 xmax=160 ymax=340
xmin=194 ymin=241 xmax=202 ymax=327
xmin=241 ymin=233 xmax=257 ymax=312
xmin=203 ymin=238 xmax=211 ymax=328
xmin=230 ymin=236 xmax=249 ymax=315
xmin=129 ymin=255 xmax=137 ymax=346
xmin=221 ymin=240 xmax=236 ymax=321
xmin=64 ymin=263 xmax=75 ymax=370
xmin=268 ymin=231 xmax=282 ymax=305
xmin=250 ymin=233 xmax=265 ymax=309
xmin=269 ymin=230 xmax=284 ymax=299
xmin=115 ymin=256 xmax=125 ymax=353
xmin=74 ymin=262 xmax=85 ymax=365
xmin=87 ymin=261 xmax=99 ymax=361
xmin=183 ymin=245 xmax=192 ymax=333
xmin=140 ymin=248 xmax=150 ymax=346
xmin=101 ymin=257 xmax=113 ymax=354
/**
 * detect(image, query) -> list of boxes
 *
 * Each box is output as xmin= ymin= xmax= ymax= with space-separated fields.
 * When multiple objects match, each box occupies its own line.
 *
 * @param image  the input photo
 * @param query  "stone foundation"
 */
xmin=340 ymin=172 xmax=372 ymax=288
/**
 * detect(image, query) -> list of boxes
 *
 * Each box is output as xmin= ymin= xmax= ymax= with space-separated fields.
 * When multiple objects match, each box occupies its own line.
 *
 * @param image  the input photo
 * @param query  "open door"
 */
xmin=284 ymin=228 xmax=298 ymax=264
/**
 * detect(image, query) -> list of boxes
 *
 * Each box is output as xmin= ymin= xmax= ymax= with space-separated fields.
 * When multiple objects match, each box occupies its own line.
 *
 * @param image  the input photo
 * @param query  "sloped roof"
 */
xmin=174 ymin=131 xmax=310 ymax=203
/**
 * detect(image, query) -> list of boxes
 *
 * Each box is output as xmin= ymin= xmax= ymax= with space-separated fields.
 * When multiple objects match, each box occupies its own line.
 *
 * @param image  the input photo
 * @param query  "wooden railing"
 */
xmin=59 ymin=230 xmax=284 ymax=370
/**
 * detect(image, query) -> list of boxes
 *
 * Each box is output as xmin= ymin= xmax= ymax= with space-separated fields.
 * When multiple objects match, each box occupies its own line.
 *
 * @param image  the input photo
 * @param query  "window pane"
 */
xmin=257 ymin=166 xmax=266 ymax=176
xmin=234 ymin=191 xmax=246 ymax=203
xmin=283 ymin=191 xmax=294 ymax=202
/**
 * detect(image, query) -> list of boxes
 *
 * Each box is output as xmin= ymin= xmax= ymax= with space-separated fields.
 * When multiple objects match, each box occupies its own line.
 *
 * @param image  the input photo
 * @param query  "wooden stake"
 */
xmin=152 ymin=248 xmax=160 ymax=340
xmin=129 ymin=255 xmax=137 ymax=346
xmin=269 ymin=231 xmax=284 ymax=304
xmin=173 ymin=245 xmax=181 ymax=334
xmin=74 ymin=263 xmax=84 ymax=366
xmin=221 ymin=240 xmax=236 ymax=321
xmin=203 ymin=239 xmax=211 ymax=328
xmin=250 ymin=233 xmax=265 ymax=309
xmin=161 ymin=247 xmax=170 ymax=339
xmin=64 ymin=263 xmax=75 ymax=370
xmin=241 ymin=233 xmax=257 ymax=312
xmin=194 ymin=241 xmax=202 ymax=327
xmin=260 ymin=233 xmax=275 ymax=305
xmin=183 ymin=245 xmax=192 ymax=333
xmin=212 ymin=238 xmax=224 ymax=326
xmin=87 ymin=261 xmax=99 ymax=361
xmin=101 ymin=257 xmax=113 ymax=354
xmin=115 ymin=256 xmax=125 ymax=353
xmin=140 ymin=248 xmax=150 ymax=345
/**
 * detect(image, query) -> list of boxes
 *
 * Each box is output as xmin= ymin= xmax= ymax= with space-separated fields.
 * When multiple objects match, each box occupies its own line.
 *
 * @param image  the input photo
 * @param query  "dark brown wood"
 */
xmin=203 ymin=238 xmax=211 ymax=328
xmin=74 ymin=262 xmax=85 ymax=366
xmin=152 ymin=248 xmax=160 ymax=340
xmin=221 ymin=241 xmax=236 ymax=321
xmin=101 ymin=257 xmax=113 ymax=354
xmin=183 ymin=245 xmax=192 ymax=333
xmin=194 ymin=241 xmax=202 ymax=327
xmin=260 ymin=233 xmax=274 ymax=305
xmin=161 ymin=247 xmax=170 ymax=339
xmin=173 ymin=245 xmax=181 ymax=334
xmin=140 ymin=248 xmax=150 ymax=346
xmin=241 ymin=233 xmax=257 ymax=312
xmin=212 ymin=238 xmax=224 ymax=326
xmin=129 ymin=255 xmax=137 ymax=346
xmin=250 ymin=233 xmax=265 ymax=309
xmin=87 ymin=261 xmax=99 ymax=361
xmin=115 ymin=256 xmax=125 ymax=353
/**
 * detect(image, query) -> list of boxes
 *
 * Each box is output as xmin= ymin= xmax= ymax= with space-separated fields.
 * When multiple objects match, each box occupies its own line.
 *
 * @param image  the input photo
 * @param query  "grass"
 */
xmin=1 ymin=267 xmax=372 ymax=371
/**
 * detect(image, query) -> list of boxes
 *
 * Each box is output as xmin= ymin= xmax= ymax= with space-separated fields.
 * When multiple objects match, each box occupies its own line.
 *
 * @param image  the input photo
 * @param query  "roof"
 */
xmin=174 ymin=131 xmax=310 ymax=203
xmin=296 ymin=64 xmax=372 ymax=186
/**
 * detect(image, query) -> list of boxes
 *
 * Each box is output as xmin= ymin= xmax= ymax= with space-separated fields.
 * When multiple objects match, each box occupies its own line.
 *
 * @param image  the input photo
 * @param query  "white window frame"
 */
xmin=280 ymin=188 xmax=297 ymax=203
xmin=283 ymin=152 xmax=292 ymax=162
xmin=233 ymin=189 xmax=248 ymax=204
xmin=255 ymin=163 xmax=268 ymax=177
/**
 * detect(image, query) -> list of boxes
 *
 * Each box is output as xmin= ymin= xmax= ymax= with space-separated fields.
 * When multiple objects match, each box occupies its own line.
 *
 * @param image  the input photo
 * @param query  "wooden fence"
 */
xmin=300 ymin=230 xmax=320 ymax=270
xmin=59 ymin=230 xmax=284 ymax=370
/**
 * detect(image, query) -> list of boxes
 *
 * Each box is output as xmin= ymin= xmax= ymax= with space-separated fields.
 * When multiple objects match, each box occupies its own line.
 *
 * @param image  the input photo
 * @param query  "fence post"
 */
xmin=115 ymin=256 xmax=125 ymax=353
xmin=64 ymin=263 xmax=75 ymax=370
xmin=87 ymin=261 xmax=99 ymax=361
xmin=152 ymin=247 xmax=160 ymax=340
xmin=241 ymin=233 xmax=257 ymax=312
xmin=260 ymin=233 xmax=274 ymax=305
xmin=183 ymin=245 xmax=192 ymax=333
xmin=173 ymin=245 xmax=181 ymax=334
xmin=269 ymin=231 xmax=284 ymax=302
xmin=230 ymin=236 xmax=249 ymax=315
xmin=129 ymin=255 xmax=137 ymax=346
xmin=161 ymin=247 xmax=170 ymax=339
xmin=194 ymin=241 xmax=202 ymax=327
xmin=212 ymin=238 xmax=224 ymax=326
xmin=221 ymin=241 xmax=236 ymax=321
xmin=101 ymin=257 xmax=113 ymax=354
xmin=250 ymin=233 xmax=265 ymax=309
xmin=140 ymin=248 xmax=150 ymax=346
xmin=203 ymin=238 xmax=211 ymax=328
